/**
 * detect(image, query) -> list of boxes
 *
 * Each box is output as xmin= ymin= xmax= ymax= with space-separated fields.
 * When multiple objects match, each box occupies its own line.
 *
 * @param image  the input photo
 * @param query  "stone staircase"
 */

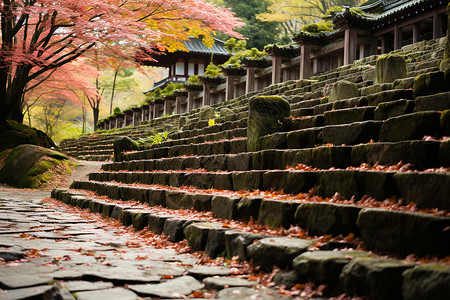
xmin=53 ymin=38 xmax=450 ymax=299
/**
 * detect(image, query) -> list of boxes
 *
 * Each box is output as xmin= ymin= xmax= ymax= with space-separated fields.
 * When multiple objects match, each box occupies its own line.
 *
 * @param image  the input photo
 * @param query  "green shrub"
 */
xmin=204 ymin=63 xmax=222 ymax=78
xmin=301 ymin=21 xmax=334 ymax=34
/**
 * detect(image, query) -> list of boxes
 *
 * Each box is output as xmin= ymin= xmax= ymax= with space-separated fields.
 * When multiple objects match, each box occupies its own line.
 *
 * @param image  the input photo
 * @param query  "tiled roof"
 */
xmin=182 ymin=37 xmax=229 ymax=55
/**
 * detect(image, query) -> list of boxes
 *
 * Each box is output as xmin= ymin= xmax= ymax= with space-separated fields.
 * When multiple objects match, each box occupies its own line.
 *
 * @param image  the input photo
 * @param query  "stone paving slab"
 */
xmin=0 ymin=194 xmax=284 ymax=299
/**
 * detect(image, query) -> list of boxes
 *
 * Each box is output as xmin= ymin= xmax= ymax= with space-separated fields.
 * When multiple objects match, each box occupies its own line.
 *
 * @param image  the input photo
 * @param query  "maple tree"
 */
xmin=0 ymin=0 xmax=244 ymax=125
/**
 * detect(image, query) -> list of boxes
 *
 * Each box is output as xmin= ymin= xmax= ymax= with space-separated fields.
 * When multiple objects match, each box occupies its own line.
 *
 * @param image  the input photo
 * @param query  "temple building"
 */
xmin=295 ymin=0 xmax=448 ymax=78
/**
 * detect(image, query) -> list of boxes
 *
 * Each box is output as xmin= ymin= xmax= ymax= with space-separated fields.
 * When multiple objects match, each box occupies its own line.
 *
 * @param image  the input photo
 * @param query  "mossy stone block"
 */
xmin=379 ymin=111 xmax=442 ymax=142
xmin=286 ymin=128 xmax=321 ymax=149
xmin=402 ymin=264 xmax=450 ymax=300
xmin=237 ymin=196 xmax=263 ymax=221
xmin=438 ymin=139 xmax=450 ymax=166
xmin=294 ymin=202 xmax=361 ymax=236
xmin=262 ymin=170 xmax=317 ymax=195
xmin=374 ymin=100 xmax=415 ymax=120
xmin=415 ymin=92 xmax=450 ymax=112
xmin=247 ymin=237 xmax=314 ymax=271
xmin=288 ymin=115 xmax=324 ymax=131
xmin=260 ymin=132 xmax=287 ymax=150
xmin=324 ymin=107 xmax=375 ymax=126
xmin=247 ymin=96 xmax=290 ymax=152
xmin=183 ymin=222 xmax=219 ymax=252
xmin=394 ymin=172 xmax=450 ymax=210
xmin=376 ymin=54 xmax=407 ymax=83
xmin=316 ymin=170 xmax=358 ymax=199
xmin=232 ymin=171 xmax=264 ymax=191
xmin=413 ymin=71 xmax=448 ymax=98
xmin=257 ymin=199 xmax=300 ymax=229
xmin=211 ymin=195 xmax=240 ymax=220
xmin=367 ymin=89 xmax=414 ymax=106
xmin=322 ymin=121 xmax=382 ymax=145
xmin=328 ymin=80 xmax=359 ymax=102
xmin=293 ymin=250 xmax=368 ymax=285
xmin=224 ymin=231 xmax=267 ymax=261
xmin=311 ymin=146 xmax=352 ymax=169
xmin=357 ymin=208 xmax=450 ymax=257
xmin=340 ymin=257 xmax=415 ymax=300
xmin=198 ymin=106 xmax=215 ymax=121
xmin=113 ymin=136 xmax=139 ymax=162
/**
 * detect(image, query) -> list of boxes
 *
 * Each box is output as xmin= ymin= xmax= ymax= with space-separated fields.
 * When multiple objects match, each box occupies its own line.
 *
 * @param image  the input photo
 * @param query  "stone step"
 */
xmin=104 ymin=140 xmax=449 ymax=173
xmin=123 ymin=138 xmax=248 ymax=161
xmin=53 ymin=186 xmax=450 ymax=259
xmin=86 ymin=167 xmax=450 ymax=210
xmin=324 ymin=107 xmax=376 ymax=125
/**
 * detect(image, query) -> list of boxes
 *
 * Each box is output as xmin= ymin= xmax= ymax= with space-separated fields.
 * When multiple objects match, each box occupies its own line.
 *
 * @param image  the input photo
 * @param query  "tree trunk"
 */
xmin=82 ymin=106 xmax=86 ymax=134
xmin=109 ymin=68 xmax=119 ymax=115
xmin=93 ymin=107 xmax=99 ymax=131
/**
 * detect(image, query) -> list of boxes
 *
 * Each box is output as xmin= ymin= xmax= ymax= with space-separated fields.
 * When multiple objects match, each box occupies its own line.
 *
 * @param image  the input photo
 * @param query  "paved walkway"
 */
xmin=0 ymin=161 xmax=289 ymax=300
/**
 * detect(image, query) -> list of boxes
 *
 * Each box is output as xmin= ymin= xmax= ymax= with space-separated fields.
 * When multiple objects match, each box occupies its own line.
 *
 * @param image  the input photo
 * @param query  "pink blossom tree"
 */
xmin=0 ymin=0 xmax=244 ymax=124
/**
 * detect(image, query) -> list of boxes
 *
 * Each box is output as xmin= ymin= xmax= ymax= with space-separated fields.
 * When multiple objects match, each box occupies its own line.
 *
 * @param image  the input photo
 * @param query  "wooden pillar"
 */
xmin=225 ymin=75 xmax=235 ymax=101
xmin=175 ymin=96 xmax=182 ymax=114
xmin=272 ymin=56 xmax=282 ymax=84
xmin=152 ymin=104 xmax=157 ymax=120
xmin=413 ymin=23 xmax=420 ymax=44
xmin=300 ymin=44 xmax=311 ymax=80
xmin=202 ymin=83 xmax=211 ymax=106
xmin=433 ymin=8 xmax=441 ymax=39
xmin=148 ymin=104 xmax=153 ymax=120
xmin=344 ymin=28 xmax=357 ymax=65
xmin=381 ymin=36 xmax=387 ymax=54
xmin=394 ymin=24 xmax=402 ymax=50
xmin=337 ymin=55 xmax=343 ymax=68
xmin=163 ymin=100 xmax=171 ymax=116
xmin=312 ymin=58 xmax=318 ymax=75
xmin=187 ymin=92 xmax=195 ymax=111
xmin=359 ymin=44 xmax=365 ymax=59
xmin=246 ymin=67 xmax=255 ymax=93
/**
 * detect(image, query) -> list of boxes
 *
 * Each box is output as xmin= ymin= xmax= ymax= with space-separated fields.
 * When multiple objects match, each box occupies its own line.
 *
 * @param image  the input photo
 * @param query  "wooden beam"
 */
xmin=246 ymin=67 xmax=255 ymax=94
xmin=272 ymin=56 xmax=282 ymax=84
xmin=225 ymin=75 xmax=235 ymax=101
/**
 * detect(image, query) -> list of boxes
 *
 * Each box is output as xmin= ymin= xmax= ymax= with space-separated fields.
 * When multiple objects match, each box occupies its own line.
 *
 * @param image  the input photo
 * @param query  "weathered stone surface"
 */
xmin=237 ymin=196 xmax=263 ymax=221
xmin=316 ymin=170 xmax=358 ymax=199
xmin=211 ymin=195 xmax=240 ymax=220
xmin=76 ymin=288 xmax=138 ymax=300
xmin=311 ymin=146 xmax=352 ymax=169
xmin=0 ymin=285 xmax=55 ymax=300
xmin=0 ymin=275 xmax=51 ymax=289
xmin=322 ymin=121 xmax=382 ymax=145
xmin=293 ymin=250 xmax=368 ymax=284
xmin=205 ymin=226 xmax=233 ymax=258
xmin=129 ymin=276 xmax=201 ymax=298
xmin=340 ymin=257 xmax=415 ymax=300
xmin=163 ymin=218 xmax=194 ymax=242
xmin=232 ymin=171 xmax=264 ymax=191
xmin=351 ymin=140 xmax=440 ymax=168
xmin=198 ymin=106 xmax=215 ymax=121
xmin=376 ymin=54 xmax=407 ymax=83
xmin=247 ymin=96 xmax=290 ymax=151
xmin=247 ymin=237 xmax=314 ymax=271
xmin=324 ymin=107 xmax=375 ymax=126
xmin=402 ymin=264 xmax=450 ymax=300
xmin=286 ymin=128 xmax=321 ymax=149
xmin=204 ymin=277 xmax=256 ymax=290
xmin=413 ymin=71 xmax=448 ymax=97
xmin=61 ymin=281 xmax=114 ymax=292
xmin=394 ymin=172 xmax=450 ymax=210
xmin=379 ymin=111 xmax=442 ymax=142
xmin=0 ymin=248 xmax=25 ymax=261
xmin=258 ymin=198 xmax=300 ymax=229
xmin=367 ymin=89 xmax=413 ymax=106
xmin=357 ymin=208 xmax=450 ymax=257
xmin=294 ymin=202 xmax=361 ymax=236
xmin=220 ymin=107 xmax=234 ymax=118
xmin=0 ymin=144 xmax=69 ymax=189
xmin=217 ymin=287 xmax=291 ymax=300
xmin=374 ymin=100 xmax=415 ymax=120
xmin=183 ymin=222 xmax=221 ymax=252
xmin=147 ymin=213 xmax=172 ymax=234
xmin=188 ymin=266 xmax=231 ymax=279
xmin=113 ymin=136 xmax=139 ymax=162
xmin=273 ymin=271 xmax=300 ymax=289
xmin=262 ymin=170 xmax=316 ymax=195
xmin=224 ymin=231 xmax=267 ymax=261
xmin=82 ymin=270 xmax=160 ymax=285
xmin=261 ymin=132 xmax=287 ymax=150
xmin=328 ymin=80 xmax=359 ymax=102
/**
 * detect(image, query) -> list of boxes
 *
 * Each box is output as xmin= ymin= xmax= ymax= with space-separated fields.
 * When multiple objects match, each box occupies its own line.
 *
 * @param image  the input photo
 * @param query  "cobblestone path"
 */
xmin=0 ymin=189 xmax=291 ymax=300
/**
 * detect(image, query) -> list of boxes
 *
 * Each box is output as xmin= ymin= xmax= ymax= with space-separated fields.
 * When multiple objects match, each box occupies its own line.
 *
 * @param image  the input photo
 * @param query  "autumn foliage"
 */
xmin=0 ymin=0 xmax=244 ymax=124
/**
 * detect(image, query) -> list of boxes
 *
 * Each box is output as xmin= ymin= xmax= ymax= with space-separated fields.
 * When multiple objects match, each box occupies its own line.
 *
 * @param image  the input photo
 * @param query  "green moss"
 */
xmin=301 ymin=21 xmax=334 ymax=34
